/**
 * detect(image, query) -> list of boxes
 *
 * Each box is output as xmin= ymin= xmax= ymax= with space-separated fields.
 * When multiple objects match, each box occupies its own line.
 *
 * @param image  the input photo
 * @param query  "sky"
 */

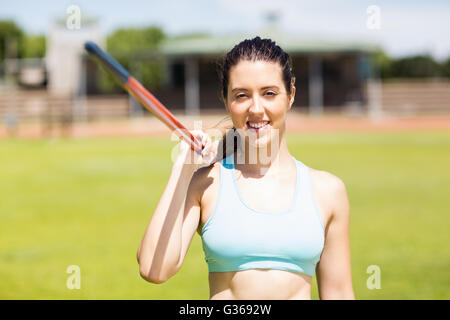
xmin=0 ymin=0 xmax=449 ymax=60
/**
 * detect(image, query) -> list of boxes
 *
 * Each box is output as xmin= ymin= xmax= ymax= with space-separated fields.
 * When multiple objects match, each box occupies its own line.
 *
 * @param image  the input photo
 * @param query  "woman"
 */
xmin=137 ymin=37 xmax=354 ymax=300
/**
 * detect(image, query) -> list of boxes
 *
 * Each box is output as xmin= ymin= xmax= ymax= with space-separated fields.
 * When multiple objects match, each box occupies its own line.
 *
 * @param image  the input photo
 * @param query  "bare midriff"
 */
xmin=208 ymin=269 xmax=312 ymax=300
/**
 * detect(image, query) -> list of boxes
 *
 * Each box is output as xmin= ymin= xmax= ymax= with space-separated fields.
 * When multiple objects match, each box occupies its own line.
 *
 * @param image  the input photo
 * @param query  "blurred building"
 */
xmin=150 ymin=30 xmax=379 ymax=116
xmin=18 ymin=58 xmax=47 ymax=87
xmin=40 ymin=19 xmax=105 ymax=123
xmin=4 ymin=23 xmax=449 ymax=129
xmin=46 ymin=19 xmax=105 ymax=96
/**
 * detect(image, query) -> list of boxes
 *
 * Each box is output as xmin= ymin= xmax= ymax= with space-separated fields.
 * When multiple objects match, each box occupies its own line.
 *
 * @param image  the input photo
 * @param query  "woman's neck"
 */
xmin=234 ymin=138 xmax=291 ymax=178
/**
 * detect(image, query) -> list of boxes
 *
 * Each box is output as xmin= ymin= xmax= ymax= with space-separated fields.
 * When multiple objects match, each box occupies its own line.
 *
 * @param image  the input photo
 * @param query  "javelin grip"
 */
xmin=84 ymin=41 xmax=204 ymax=153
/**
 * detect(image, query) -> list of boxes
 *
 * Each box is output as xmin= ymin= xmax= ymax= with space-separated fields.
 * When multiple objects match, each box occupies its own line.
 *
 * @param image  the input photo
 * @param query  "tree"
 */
xmin=440 ymin=57 xmax=450 ymax=77
xmin=389 ymin=55 xmax=441 ymax=78
xmin=0 ymin=20 xmax=25 ymax=61
xmin=23 ymin=35 xmax=46 ymax=58
xmin=99 ymin=26 xmax=166 ymax=93
xmin=371 ymin=48 xmax=393 ymax=79
xmin=107 ymin=26 xmax=165 ymax=55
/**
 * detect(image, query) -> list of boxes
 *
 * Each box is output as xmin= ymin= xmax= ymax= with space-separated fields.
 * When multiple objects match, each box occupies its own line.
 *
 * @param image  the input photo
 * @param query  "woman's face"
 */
xmin=224 ymin=59 xmax=295 ymax=150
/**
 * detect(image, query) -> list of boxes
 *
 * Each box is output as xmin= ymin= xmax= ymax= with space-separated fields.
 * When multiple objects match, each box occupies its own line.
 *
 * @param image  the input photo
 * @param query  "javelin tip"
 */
xmin=84 ymin=41 xmax=98 ymax=53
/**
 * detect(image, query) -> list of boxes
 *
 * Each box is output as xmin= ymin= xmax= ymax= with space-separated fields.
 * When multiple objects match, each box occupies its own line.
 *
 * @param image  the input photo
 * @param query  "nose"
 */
xmin=249 ymin=95 xmax=264 ymax=116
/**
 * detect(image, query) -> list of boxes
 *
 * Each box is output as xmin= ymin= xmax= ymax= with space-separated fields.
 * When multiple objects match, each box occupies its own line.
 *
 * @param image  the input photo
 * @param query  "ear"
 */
xmin=288 ymin=85 xmax=296 ymax=111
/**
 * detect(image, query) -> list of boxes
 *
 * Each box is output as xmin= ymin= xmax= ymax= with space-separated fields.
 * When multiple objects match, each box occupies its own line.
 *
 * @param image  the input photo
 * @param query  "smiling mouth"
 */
xmin=246 ymin=121 xmax=271 ymax=132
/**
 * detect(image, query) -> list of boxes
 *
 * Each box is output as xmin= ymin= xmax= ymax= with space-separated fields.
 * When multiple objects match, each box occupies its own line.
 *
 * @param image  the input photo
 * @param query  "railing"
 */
xmin=0 ymin=88 xmax=130 ymax=124
xmin=381 ymin=79 xmax=450 ymax=115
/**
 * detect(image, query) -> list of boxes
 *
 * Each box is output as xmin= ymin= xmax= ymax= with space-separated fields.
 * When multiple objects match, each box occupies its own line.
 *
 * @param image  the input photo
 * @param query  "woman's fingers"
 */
xmin=177 ymin=130 xmax=217 ymax=167
xmin=202 ymin=138 xmax=219 ymax=164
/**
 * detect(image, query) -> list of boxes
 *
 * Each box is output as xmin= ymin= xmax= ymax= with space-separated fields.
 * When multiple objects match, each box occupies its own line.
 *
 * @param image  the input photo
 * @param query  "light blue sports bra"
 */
xmin=200 ymin=153 xmax=325 ymax=277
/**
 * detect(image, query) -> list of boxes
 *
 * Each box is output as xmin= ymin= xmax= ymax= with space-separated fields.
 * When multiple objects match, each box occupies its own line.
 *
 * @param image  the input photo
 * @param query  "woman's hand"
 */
xmin=174 ymin=130 xmax=219 ymax=169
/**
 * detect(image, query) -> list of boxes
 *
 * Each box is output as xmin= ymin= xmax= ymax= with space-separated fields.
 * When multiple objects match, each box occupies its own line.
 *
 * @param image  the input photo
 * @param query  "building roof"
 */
xmin=161 ymin=29 xmax=379 ymax=57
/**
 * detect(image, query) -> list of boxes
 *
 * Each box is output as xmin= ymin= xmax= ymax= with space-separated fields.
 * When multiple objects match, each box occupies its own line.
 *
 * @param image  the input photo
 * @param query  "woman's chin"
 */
xmin=248 ymin=136 xmax=270 ymax=148
xmin=235 ymin=125 xmax=281 ymax=153
xmin=247 ymin=129 xmax=278 ymax=149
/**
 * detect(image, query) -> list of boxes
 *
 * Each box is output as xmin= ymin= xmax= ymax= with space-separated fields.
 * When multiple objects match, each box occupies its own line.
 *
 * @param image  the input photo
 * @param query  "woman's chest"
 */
xmin=199 ymin=173 xmax=296 ymax=230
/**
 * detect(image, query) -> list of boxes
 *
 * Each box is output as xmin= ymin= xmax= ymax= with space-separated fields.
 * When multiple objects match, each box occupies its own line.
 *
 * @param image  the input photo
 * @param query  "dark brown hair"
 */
xmin=220 ymin=36 xmax=295 ymax=101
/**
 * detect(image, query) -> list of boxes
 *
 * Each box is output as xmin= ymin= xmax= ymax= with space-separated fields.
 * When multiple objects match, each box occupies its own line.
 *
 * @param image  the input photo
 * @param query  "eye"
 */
xmin=265 ymin=91 xmax=277 ymax=96
xmin=235 ymin=93 xmax=247 ymax=99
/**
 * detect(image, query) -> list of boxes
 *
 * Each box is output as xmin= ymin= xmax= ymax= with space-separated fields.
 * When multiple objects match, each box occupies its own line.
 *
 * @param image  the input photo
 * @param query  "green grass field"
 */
xmin=1 ymin=131 xmax=449 ymax=299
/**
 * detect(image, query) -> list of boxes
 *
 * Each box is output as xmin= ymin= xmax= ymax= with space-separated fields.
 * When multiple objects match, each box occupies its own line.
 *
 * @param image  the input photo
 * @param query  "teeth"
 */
xmin=248 ymin=122 xmax=269 ymax=129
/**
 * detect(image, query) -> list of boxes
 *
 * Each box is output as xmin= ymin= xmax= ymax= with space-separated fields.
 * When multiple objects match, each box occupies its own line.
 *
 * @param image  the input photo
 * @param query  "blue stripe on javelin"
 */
xmin=84 ymin=41 xmax=130 ymax=83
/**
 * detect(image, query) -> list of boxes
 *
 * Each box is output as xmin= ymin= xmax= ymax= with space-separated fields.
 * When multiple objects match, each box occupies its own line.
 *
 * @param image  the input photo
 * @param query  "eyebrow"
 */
xmin=231 ymin=86 xmax=280 ymax=93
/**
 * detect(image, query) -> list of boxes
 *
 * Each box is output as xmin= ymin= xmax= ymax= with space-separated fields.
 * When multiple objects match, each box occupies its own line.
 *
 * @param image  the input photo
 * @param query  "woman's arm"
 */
xmin=137 ymin=131 xmax=215 ymax=284
xmin=315 ymin=172 xmax=355 ymax=299
xmin=137 ymin=163 xmax=199 ymax=283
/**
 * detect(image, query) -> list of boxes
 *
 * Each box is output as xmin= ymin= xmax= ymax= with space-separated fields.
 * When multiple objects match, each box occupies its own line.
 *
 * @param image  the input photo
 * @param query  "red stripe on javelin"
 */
xmin=125 ymin=77 xmax=203 ymax=152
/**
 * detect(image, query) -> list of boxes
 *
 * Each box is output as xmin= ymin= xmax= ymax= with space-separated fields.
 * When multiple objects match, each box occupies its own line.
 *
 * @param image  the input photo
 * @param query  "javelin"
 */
xmin=84 ymin=41 xmax=204 ymax=153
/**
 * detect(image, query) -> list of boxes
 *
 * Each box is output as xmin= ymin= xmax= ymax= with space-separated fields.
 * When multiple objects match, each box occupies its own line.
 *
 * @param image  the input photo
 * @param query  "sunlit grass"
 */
xmin=1 ymin=131 xmax=449 ymax=299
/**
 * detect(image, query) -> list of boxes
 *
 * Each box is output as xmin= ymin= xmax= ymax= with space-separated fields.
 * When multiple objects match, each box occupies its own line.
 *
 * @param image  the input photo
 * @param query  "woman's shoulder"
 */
xmin=307 ymin=166 xmax=346 ymax=194
xmin=189 ymin=161 xmax=221 ymax=200
xmin=305 ymin=165 xmax=349 ymax=222
xmin=192 ymin=161 xmax=221 ymax=182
